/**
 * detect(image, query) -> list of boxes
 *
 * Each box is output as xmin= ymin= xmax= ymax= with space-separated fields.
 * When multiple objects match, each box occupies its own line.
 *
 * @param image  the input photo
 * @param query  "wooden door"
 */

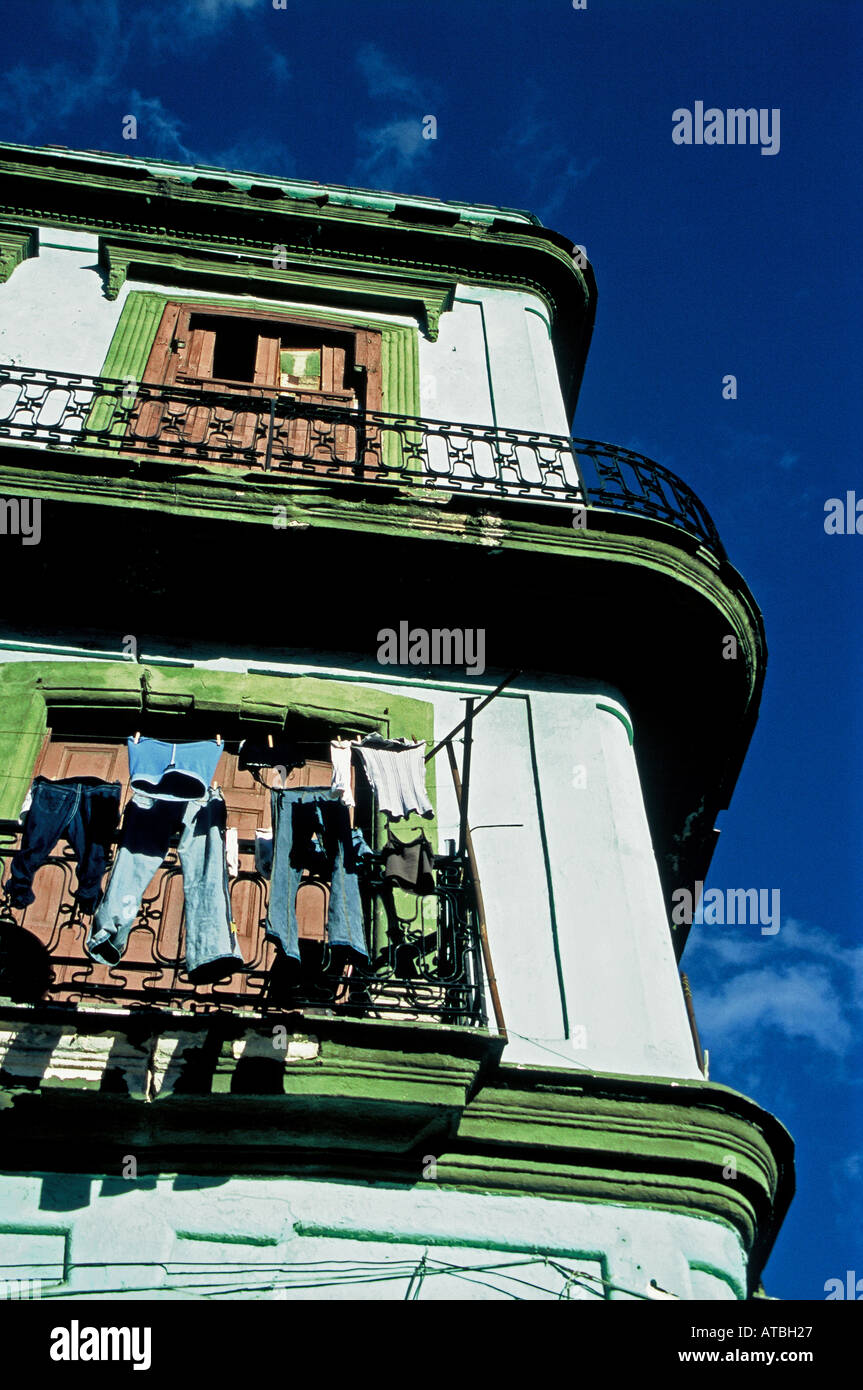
xmin=128 ymin=305 xmax=382 ymax=472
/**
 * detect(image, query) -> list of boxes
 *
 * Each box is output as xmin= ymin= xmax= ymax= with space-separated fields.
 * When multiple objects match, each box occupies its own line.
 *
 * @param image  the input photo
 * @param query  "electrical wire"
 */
xmin=5 ymin=1251 xmax=656 ymax=1301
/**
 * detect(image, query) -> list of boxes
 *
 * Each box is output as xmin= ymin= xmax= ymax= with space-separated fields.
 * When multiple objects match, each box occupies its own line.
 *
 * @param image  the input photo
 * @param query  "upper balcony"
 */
xmin=0 ymin=364 xmax=726 ymax=560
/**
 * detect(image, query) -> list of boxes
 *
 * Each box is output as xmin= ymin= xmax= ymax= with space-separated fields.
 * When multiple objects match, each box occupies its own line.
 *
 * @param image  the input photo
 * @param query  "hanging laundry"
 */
xmin=383 ymin=829 xmax=436 ymax=894
xmin=4 ymin=776 xmax=122 ymax=914
xmin=330 ymin=739 xmax=355 ymax=807
xmin=87 ymin=787 xmax=244 ymax=983
xmin=225 ymin=825 xmax=239 ymax=879
xmin=128 ymin=736 xmax=223 ymax=802
xmin=354 ymin=734 xmax=433 ymax=820
xmin=255 ymin=828 xmax=274 ymax=879
xmin=267 ymin=787 xmax=368 ymax=962
xmin=238 ymin=739 xmax=306 ymax=776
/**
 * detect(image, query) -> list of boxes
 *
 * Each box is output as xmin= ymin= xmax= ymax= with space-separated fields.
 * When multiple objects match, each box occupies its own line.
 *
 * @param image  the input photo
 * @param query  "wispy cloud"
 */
xmin=269 ymin=52 xmax=290 ymax=84
xmin=125 ymin=91 xmax=196 ymax=163
xmin=350 ymin=44 xmax=439 ymax=192
xmin=356 ymin=42 xmax=417 ymax=102
xmin=354 ymin=118 xmax=434 ymax=191
xmin=689 ymin=916 xmax=862 ymax=1063
xmin=503 ymin=101 xmax=599 ymax=224
xmin=0 ymin=0 xmax=294 ymax=181
xmin=206 ymin=136 xmax=295 ymax=180
xmin=0 ymin=0 xmax=129 ymax=138
xmin=697 ymin=963 xmax=852 ymax=1056
xmin=181 ymin=0 xmax=258 ymax=22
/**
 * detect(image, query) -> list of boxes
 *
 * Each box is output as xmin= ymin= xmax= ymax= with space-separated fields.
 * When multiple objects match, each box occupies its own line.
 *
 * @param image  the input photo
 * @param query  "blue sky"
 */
xmin=0 ymin=0 xmax=859 ymax=1300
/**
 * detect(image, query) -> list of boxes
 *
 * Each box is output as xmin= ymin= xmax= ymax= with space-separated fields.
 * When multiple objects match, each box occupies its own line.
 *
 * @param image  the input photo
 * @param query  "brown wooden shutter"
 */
xmin=253 ymin=334 xmax=281 ymax=387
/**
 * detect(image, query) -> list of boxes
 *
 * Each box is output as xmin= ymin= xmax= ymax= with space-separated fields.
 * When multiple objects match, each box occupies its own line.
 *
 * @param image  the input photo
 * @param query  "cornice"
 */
xmin=0 ymin=449 xmax=764 ymax=708
xmin=0 ymin=155 xmax=595 ymax=413
xmin=96 ymin=235 xmax=459 ymax=340
xmin=0 ymin=1002 xmax=791 ymax=1292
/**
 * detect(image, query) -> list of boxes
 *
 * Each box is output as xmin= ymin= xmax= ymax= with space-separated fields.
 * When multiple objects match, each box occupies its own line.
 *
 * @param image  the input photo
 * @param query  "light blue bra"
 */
xmin=127 ymin=737 xmax=222 ymax=802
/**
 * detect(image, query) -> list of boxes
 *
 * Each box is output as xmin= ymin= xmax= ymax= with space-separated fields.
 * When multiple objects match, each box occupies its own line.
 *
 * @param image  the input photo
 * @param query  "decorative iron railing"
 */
xmin=0 ymin=831 xmax=487 ymax=1026
xmin=0 ymin=364 xmax=725 ymax=556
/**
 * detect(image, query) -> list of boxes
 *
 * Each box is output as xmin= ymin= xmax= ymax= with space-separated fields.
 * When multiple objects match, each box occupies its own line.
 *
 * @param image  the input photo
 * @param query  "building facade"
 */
xmin=0 ymin=143 xmax=792 ymax=1301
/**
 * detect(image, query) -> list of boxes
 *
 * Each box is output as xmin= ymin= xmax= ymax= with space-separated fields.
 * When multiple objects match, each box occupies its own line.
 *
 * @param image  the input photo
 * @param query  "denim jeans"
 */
xmin=267 ymin=787 xmax=368 ymax=961
xmin=5 ymin=777 xmax=121 ymax=913
xmin=87 ymin=787 xmax=244 ymax=978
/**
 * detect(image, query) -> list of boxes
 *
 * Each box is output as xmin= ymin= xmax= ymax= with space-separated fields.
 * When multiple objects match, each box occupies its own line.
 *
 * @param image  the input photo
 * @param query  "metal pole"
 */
xmin=425 ymin=669 xmax=520 ymax=763
xmin=263 ymin=396 xmax=276 ymax=472
xmin=680 ymin=972 xmax=705 ymax=1074
xmin=458 ymin=698 xmax=474 ymax=861
xmin=447 ymin=740 xmax=507 ymax=1040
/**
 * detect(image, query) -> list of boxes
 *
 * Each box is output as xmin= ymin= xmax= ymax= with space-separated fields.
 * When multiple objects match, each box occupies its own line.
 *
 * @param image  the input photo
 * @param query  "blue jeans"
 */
xmin=5 ymin=777 xmax=121 ymax=913
xmin=267 ymin=787 xmax=368 ymax=961
xmin=87 ymin=788 xmax=244 ymax=978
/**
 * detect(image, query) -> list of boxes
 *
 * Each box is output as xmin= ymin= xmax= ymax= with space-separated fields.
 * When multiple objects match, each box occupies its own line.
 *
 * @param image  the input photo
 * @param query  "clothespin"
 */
xmin=267 ymin=734 xmax=274 ymax=749
xmin=216 ymin=734 xmax=222 ymax=746
xmin=134 ymin=731 xmax=140 ymax=744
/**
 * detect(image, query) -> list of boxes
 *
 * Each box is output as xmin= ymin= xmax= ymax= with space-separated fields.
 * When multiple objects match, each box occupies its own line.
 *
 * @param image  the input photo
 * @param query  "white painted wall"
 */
xmin=419 ymin=284 xmax=569 ymax=433
xmin=0 ymin=1171 xmax=747 ymax=1300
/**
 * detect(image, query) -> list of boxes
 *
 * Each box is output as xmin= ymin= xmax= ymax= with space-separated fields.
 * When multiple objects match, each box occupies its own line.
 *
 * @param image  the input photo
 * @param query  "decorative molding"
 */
xmin=0 ymin=1003 xmax=791 ymax=1291
xmin=98 ymin=237 xmax=457 ymax=341
xmin=0 ymin=224 xmax=37 ymax=285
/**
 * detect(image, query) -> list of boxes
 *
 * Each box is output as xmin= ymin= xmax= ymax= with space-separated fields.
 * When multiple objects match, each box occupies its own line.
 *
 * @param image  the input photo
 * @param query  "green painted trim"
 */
xmin=0 ymin=140 xmax=539 ymax=226
xmin=0 ymin=225 xmax=37 ymax=284
xmin=688 ymin=1259 xmax=745 ymax=1300
xmin=0 ymin=660 xmax=435 ymax=824
xmin=524 ymin=304 xmax=552 ymax=339
xmin=596 ymin=701 xmax=634 ymax=745
xmin=0 ymin=1000 xmax=790 ymax=1290
xmin=94 ymin=290 xmax=420 ymax=449
xmin=98 ymin=238 xmax=455 ymax=342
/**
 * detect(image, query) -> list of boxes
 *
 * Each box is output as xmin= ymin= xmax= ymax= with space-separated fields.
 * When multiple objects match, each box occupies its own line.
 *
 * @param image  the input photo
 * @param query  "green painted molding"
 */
xmin=0 ymin=224 xmax=37 ymax=285
xmin=0 ymin=660 xmax=436 ymax=825
xmin=0 ymin=999 xmax=790 ymax=1291
xmin=0 ymin=454 xmax=764 ymax=716
xmin=98 ymin=237 xmax=456 ymax=341
xmin=595 ymin=701 xmax=634 ymax=745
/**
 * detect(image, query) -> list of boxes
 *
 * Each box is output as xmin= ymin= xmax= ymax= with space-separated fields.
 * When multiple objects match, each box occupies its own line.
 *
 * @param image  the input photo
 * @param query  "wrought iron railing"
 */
xmin=0 ymin=364 xmax=725 ymax=556
xmin=0 ymin=831 xmax=487 ymax=1026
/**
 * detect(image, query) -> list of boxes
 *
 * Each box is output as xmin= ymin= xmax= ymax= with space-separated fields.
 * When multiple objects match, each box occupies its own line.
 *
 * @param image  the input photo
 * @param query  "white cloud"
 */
xmin=356 ymin=43 xmax=417 ymax=101
xmin=354 ymin=119 xmax=432 ymax=190
xmin=126 ymin=92 xmax=196 ymax=163
xmin=502 ymin=105 xmax=599 ymax=224
xmin=184 ymin=0 xmax=258 ymax=19
xmin=689 ymin=916 xmax=862 ymax=1060
xmin=696 ymin=963 xmax=852 ymax=1056
xmin=269 ymin=52 xmax=290 ymax=84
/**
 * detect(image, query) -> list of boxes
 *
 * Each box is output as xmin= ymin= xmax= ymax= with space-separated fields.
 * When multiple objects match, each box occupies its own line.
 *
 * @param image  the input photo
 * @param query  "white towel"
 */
xmin=330 ymin=740 xmax=355 ymax=807
xmin=225 ymin=826 xmax=239 ymax=878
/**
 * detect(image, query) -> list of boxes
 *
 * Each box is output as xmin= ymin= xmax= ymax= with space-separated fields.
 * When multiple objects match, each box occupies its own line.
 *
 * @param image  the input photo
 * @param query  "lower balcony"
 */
xmin=0 ymin=829 xmax=487 ymax=1029
xmin=0 ymin=364 xmax=726 ymax=558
